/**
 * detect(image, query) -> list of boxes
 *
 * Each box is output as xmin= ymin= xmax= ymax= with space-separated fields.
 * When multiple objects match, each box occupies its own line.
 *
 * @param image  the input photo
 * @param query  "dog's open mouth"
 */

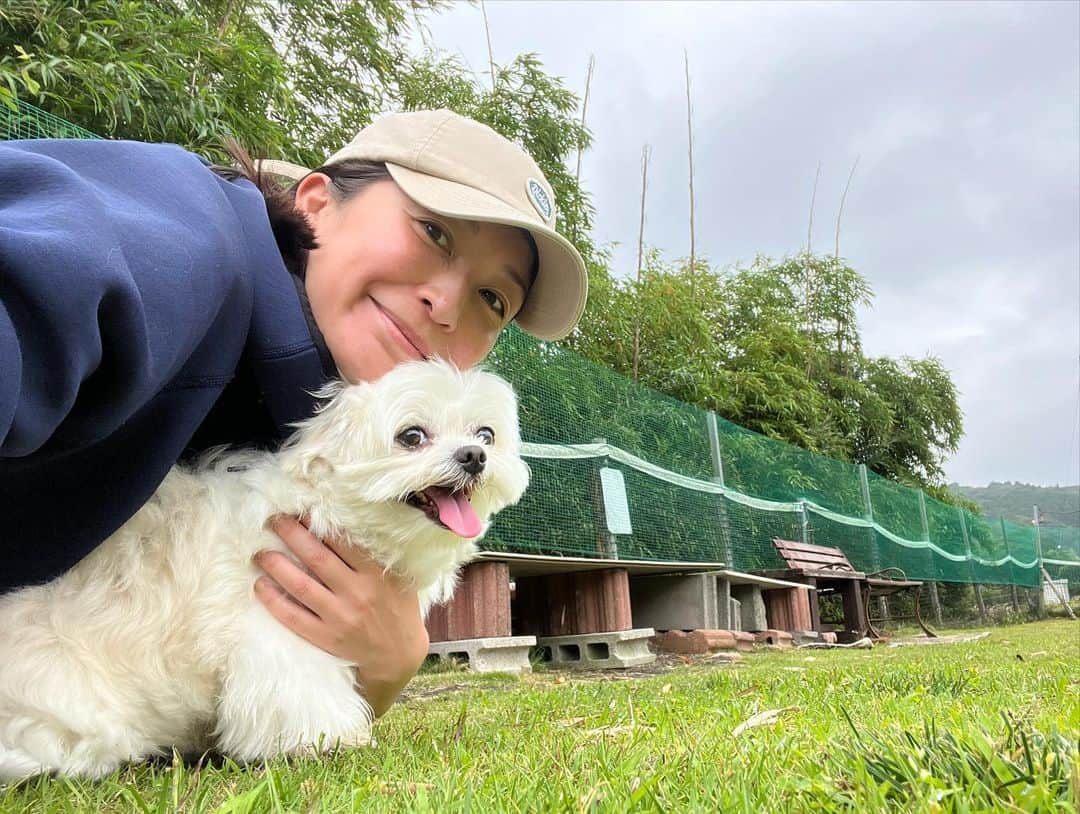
xmin=404 ymin=484 xmax=482 ymax=538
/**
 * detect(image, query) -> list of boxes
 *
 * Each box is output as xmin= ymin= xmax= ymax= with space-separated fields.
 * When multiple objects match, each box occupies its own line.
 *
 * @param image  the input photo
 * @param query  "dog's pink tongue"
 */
xmin=427 ymin=487 xmax=483 ymax=538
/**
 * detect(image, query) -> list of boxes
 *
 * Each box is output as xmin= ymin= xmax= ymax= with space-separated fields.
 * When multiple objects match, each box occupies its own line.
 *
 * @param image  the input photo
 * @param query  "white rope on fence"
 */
xmin=520 ymin=441 xmax=1070 ymax=572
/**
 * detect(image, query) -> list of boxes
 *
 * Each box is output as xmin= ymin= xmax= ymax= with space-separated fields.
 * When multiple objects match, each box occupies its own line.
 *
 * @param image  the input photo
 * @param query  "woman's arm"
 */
xmin=0 ymin=141 xmax=254 ymax=457
xmin=252 ymin=516 xmax=429 ymax=717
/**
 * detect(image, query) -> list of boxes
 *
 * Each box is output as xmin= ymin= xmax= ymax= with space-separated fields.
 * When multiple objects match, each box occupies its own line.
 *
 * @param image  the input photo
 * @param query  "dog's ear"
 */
xmin=282 ymin=381 xmax=374 ymax=481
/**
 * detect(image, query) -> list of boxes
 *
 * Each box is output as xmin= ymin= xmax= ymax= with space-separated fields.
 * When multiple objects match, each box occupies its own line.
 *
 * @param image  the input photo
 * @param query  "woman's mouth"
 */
xmin=373 ymin=300 xmax=428 ymax=361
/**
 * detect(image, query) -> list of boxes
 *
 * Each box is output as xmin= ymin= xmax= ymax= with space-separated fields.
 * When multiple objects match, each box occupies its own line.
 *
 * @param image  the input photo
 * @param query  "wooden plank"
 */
xmin=773 ymin=539 xmax=849 ymax=558
xmin=782 ymin=552 xmax=852 ymax=567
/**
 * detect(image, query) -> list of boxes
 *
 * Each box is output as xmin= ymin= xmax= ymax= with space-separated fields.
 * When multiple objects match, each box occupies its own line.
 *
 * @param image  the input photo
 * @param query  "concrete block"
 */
xmin=516 ymin=569 xmax=632 ymax=636
xmin=630 ymin=573 xmax=718 ymax=630
xmin=651 ymin=629 xmax=737 ymax=654
xmin=731 ymin=585 xmax=768 ymax=632
xmin=427 ymin=561 xmax=511 ymax=642
xmin=535 ymin=628 xmax=655 ymax=669
xmin=754 ymin=629 xmax=794 ymax=649
xmin=717 ymin=580 xmax=734 ymax=629
xmin=821 ymin=632 xmax=838 ymax=644
xmin=427 ymin=635 xmax=536 ymax=674
xmin=792 ymin=630 xmax=820 ymax=646
xmin=732 ymin=631 xmax=757 ymax=652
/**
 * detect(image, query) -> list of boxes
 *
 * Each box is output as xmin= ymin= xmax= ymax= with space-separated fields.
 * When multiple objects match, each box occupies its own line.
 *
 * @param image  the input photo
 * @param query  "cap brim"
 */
xmin=386 ymin=164 xmax=587 ymax=341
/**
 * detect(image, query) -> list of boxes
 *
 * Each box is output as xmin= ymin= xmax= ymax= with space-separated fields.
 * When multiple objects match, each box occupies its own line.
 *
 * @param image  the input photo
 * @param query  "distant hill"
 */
xmin=950 ymin=482 xmax=1080 ymax=527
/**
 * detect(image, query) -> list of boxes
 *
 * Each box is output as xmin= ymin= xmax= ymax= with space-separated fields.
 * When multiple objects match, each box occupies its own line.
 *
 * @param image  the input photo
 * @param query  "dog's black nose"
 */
xmin=454 ymin=445 xmax=487 ymax=475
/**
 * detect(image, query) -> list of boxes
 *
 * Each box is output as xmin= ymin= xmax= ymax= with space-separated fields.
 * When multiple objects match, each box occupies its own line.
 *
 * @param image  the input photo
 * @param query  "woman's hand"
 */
xmin=253 ymin=516 xmax=430 ymax=718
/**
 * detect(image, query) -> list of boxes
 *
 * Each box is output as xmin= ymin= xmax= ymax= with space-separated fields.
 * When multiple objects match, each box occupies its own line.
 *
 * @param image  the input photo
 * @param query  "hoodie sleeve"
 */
xmin=0 ymin=139 xmax=257 ymax=457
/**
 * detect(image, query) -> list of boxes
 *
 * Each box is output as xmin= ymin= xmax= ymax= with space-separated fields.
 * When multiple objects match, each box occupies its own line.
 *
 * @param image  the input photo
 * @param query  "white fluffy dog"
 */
xmin=0 ymin=360 xmax=529 ymax=781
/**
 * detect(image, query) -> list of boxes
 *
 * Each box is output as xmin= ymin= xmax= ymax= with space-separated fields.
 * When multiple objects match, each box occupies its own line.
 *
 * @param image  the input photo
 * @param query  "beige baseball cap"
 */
xmin=260 ymin=109 xmax=588 ymax=341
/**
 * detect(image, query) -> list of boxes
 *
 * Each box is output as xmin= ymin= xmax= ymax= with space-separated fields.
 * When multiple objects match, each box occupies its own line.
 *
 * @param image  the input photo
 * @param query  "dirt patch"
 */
xmin=401 ymin=651 xmax=741 ymax=703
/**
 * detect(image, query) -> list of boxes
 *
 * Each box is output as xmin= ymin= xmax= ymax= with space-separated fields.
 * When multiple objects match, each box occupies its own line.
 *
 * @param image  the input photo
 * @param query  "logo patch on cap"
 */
xmin=526 ymin=178 xmax=554 ymax=222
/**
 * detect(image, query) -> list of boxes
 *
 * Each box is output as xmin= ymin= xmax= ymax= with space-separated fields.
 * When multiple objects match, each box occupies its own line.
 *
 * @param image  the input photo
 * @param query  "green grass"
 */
xmin=3 ymin=620 xmax=1077 ymax=813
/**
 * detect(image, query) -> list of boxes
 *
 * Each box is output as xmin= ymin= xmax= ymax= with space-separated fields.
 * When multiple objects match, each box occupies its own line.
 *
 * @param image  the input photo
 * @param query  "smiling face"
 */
xmin=295 ymin=174 xmax=535 ymax=383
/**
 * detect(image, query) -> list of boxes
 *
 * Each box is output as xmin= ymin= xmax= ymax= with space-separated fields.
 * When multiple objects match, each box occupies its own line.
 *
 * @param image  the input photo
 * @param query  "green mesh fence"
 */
xmin=485 ymin=327 xmax=1063 ymax=588
xmin=0 ymin=100 xmax=100 ymax=140
xmin=5 ymin=98 xmax=1079 ymax=591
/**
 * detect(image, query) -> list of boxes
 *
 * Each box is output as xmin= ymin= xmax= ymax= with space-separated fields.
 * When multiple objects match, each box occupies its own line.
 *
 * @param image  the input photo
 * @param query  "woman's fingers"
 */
xmin=253 ymin=575 xmax=336 ymax=652
xmin=266 ymin=515 xmax=352 ymax=594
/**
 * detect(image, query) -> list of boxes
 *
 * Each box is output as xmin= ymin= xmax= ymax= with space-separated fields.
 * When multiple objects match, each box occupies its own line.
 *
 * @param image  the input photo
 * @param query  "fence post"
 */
xmin=706 ymin=411 xmax=734 ymax=567
xmin=1028 ymin=507 xmax=1045 ymax=613
xmin=958 ymin=509 xmax=987 ymax=622
xmin=918 ymin=491 xmax=943 ymax=626
xmin=858 ymin=464 xmax=887 ymax=621
xmin=799 ymin=501 xmax=811 ymax=546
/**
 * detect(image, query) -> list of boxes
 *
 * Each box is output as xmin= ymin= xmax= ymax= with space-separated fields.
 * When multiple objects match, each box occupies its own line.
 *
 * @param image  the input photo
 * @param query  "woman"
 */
xmin=0 ymin=109 xmax=588 ymax=717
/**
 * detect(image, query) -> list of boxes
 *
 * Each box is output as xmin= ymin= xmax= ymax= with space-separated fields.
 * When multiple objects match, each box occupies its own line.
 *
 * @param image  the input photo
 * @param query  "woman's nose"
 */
xmin=419 ymin=262 xmax=470 ymax=331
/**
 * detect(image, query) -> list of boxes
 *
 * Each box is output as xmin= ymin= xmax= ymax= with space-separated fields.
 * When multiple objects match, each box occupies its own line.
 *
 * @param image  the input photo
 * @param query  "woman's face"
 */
xmin=296 ymin=175 xmax=533 ymax=383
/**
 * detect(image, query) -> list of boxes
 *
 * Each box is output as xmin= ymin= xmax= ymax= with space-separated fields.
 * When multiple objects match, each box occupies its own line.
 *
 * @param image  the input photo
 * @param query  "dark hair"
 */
xmin=213 ymin=140 xmax=540 ymax=300
xmin=213 ymin=139 xmax=391 ymax=277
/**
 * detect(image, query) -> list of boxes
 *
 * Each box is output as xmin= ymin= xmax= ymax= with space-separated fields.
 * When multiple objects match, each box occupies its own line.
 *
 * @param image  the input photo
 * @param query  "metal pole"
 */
xmin=706 ymin=412 xmax=733 ymax=567
xmin=799 ymin=501 xmax=810 ymax=546
xmin=918 ymin=491 xmax=943 ymax=626
xmin=958 ymin=508 xmax=987 ymax=622
xmin=858 ymin=465 xmax=887 ymax=620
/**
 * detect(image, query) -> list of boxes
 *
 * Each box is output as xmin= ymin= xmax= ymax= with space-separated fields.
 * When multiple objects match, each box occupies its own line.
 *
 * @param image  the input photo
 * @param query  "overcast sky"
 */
xmin=413 ymin=0 xmax=1080 ymax=488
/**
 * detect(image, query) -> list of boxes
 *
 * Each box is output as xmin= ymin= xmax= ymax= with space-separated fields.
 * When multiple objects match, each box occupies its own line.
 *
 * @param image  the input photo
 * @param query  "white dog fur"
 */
xmin=0 ymin=360 xmax=529 ymax=781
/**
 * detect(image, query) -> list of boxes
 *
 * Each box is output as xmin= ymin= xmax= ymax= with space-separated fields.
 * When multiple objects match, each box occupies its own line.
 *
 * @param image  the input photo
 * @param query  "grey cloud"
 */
xmin=420 ymin=1 xmax=1079 ymax=486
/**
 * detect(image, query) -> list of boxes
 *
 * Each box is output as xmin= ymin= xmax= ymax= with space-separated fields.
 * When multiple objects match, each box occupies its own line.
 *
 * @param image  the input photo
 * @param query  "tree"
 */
xmin=0 ymin=0 xmax=442 ymax=163
xmin=569 ymin=249 xmax=965 ymax=495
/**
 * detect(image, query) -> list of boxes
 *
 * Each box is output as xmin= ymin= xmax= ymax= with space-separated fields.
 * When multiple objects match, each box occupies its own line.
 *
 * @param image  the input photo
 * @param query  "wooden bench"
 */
xmin=755 ymin=539 xmax=935 ymax=641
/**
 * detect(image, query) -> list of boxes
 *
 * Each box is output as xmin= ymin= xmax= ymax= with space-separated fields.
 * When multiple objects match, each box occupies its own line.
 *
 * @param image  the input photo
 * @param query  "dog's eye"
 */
xmin=476 ymin=427 xmax=495 ymax=445
xmin=396 ymin=427 xmax=428 ymax=448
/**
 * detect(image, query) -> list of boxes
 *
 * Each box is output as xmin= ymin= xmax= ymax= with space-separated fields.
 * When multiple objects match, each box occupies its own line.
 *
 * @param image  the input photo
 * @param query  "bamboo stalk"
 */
xmin=481 ymin=0 xmax=496 ymax=91
xmin=575 ymin=55 xmax=595 ymax=188
xmin=684 ymin=49 xmax=696 ymax=293
xmin=633 ymin=144 xmax=650 ymax=383
xmin=834 ymin=156 xmax=860 ymax=259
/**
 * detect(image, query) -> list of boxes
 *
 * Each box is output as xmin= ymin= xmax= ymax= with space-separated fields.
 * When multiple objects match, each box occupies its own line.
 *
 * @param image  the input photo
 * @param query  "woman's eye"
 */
xmin=476 ymin=427 xmax=495 ymax=445
xmin=396 ymin=426 xmax=428 ymax=448
xmin=422 ymin=221 xmax=450 ymax=251
xmin=480 ymin=289 xmax=506 ymax=318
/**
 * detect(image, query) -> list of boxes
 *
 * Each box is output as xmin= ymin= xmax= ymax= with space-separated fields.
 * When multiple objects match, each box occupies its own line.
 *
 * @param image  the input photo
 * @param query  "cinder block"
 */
xmin=516 ymin=569 xmax=631 ymax=636
xmin=754 ymin=629 xmax=794 ymax=649
xmin=731 ymin=585 xmax=768 ymax=632
xmin=427 ymin=635 xmax=536 ymax=673
xmin=792 ymin=630 xmax=820 ymax=646
xmin=728 ymin=597 xmax=742 ymax=632
xmin=535 ymin=628 xmax=655 ymax=669
xmin=427 ymin=561 xmax=511 ymax=642
xmin=763 ymin=587 xmax=812 ymax=632
xmin=651 ymin=629 xmax=737 ymax=654
xmin=732 ymin=631 xmax=756 ymax=652
xmin=630 ymin=573 xmax=719 ymax=630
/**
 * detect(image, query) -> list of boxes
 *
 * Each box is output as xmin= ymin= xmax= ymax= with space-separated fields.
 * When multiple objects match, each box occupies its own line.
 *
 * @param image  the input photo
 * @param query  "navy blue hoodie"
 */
xmin=0 ymin=139 xmax=333 ymax=592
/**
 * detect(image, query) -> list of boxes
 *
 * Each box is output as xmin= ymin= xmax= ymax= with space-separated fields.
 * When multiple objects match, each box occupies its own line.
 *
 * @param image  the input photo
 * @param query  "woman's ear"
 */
xmin=293 ymin=172 xmax=334 ymax=221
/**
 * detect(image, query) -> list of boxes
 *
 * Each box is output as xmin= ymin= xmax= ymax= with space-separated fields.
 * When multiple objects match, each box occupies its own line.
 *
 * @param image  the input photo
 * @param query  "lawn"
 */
xmin=3 ymin=619 xmax=1077 ymax=813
